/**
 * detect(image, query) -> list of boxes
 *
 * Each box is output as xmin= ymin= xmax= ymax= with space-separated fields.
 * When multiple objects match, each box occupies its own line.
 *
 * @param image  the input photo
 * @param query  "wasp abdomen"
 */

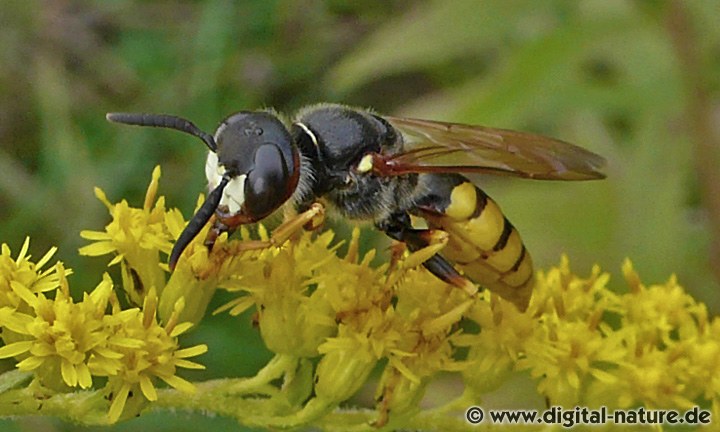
xmin=415 ymin=175 xmax=533 ymax=311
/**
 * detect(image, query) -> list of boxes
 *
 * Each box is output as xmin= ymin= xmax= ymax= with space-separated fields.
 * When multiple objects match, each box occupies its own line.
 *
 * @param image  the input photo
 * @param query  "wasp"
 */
xmin=106 ymin=104 xmax=605 ymax=311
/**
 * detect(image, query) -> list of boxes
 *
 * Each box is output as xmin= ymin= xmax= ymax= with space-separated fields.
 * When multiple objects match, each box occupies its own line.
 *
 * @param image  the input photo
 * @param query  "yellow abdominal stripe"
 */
xmin=486 ymin=229 xmax=524 ymax=272
xmin=436 ymin=181 xmax=533 ymax=310
xmin=444 ymin=182 xmax=477 ymax=220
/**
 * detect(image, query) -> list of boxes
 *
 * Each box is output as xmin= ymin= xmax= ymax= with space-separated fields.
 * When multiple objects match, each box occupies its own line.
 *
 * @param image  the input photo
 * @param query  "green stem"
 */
xmin=0 ymin=356 xmax=300 ymax=425
xmin=0 ymin=373 xmax=504 ymax=430
xmin=0 ymin=383 xmax=113 ymax=425
xmin=429 ymin=388 xmax=476 ymax=415
xmin=223 ymin=353 xmax=298 ymax=394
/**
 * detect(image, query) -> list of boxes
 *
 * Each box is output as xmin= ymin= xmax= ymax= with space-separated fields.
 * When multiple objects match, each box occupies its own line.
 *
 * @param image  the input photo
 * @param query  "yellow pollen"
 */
xmin=357 ymin=154 xmax=374 ymax=173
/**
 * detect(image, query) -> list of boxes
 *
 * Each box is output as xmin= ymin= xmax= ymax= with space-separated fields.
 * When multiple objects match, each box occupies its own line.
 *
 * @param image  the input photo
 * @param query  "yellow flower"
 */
xmin=508 ymin=257 xmax=626 ymax=406
xmin=5 ymin=164 xmax=720 ymax=430
xmin=0 ymin=269 xmax=115 ymax=391
xmin=584 ymin=260 xmax=718 ymax=410
xmin=217 ymin=229 xmax=342 ymax=357
xmin=458 ymin=293 xmax=536 ymax=395
xmin=530 ymin=255 xmax=621 ymax=320
xmin=79 ymin=166 xmax=172 ymax=305
xmin=389 ymin=266 xmax=472 ymax=376
xmin=310 ymin=229 xmax=394 ymax=372
xmin=102 ymin=288 xmax=207 ymax=422
xmin=0 ymin=230 xmax=206 ymax=422
xmin=158 ymin=236 xmax=219 ymax=324
xmin=621 ymin=259 xmax=705 ymax=349
xmin=519 ymin=317 xmax=625 ymax=406
xmin=599 ymin=345 xmax=696 ymax=410
xmin=315 ymin=324 xmax=379 ymax=404
xmin=695 ymin=320 xmax=720 ymax=400
xmin=0 ymin=237 xmax=70 ymax=311
xmin=506 ymin=257 xmax=720 ymax=415
xmin=310 ymin=235 xmax=478 ymax=425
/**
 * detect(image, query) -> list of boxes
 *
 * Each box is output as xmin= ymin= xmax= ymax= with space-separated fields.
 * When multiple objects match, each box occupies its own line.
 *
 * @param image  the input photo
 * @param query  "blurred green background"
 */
xmin=1 ymin=0 xmax=719 ymax=430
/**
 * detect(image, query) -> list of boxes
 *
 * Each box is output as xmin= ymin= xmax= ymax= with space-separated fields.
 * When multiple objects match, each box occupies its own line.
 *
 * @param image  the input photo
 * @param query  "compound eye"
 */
xmin=244 ymin=144 xmax=289 ymax=218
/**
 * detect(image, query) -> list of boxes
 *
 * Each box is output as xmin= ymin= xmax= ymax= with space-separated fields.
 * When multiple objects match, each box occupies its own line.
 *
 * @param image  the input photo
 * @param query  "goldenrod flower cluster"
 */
xmin=513 ymin=257 xmax=719 ymax=415
xmin=0 ymin=168 xmax=206 ymax=423
xmin=0 ymin=166 xmax=718 ymax=430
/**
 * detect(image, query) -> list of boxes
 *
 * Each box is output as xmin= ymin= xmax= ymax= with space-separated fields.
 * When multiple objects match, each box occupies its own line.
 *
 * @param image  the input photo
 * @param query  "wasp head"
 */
xmin=106 ymin=110 xmax=300 ymax=270
xmin=209 ymin=111 xmax=299 ymax=222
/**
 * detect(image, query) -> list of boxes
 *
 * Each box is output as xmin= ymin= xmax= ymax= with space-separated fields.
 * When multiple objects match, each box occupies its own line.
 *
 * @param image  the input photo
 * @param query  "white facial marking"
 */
xmin=205 ymin=151 xmax=222 ymax=189
xmin=222 ymin=175 xmax=246 ymax=214
xmin=205 ymin=151 xmax=246 ymax=214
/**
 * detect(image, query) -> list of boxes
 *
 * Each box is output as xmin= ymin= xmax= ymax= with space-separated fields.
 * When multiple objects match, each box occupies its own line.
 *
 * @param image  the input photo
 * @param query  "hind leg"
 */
xmin=377 ymin=212 xmax=478 ymax=296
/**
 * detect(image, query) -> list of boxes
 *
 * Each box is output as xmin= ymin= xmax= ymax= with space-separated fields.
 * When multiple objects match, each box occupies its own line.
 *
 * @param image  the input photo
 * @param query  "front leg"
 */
xmin=271 ymin=202 xmax=326 ymax=245
xmin=376 ymin=212 xmax=477 ymax=296
xmin=209 ymin=203 xmax=326 ymax=258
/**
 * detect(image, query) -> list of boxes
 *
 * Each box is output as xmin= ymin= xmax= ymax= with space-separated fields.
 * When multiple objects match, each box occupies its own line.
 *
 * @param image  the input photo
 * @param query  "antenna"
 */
xmin=106 ymin=112 xmax=217 ymax=152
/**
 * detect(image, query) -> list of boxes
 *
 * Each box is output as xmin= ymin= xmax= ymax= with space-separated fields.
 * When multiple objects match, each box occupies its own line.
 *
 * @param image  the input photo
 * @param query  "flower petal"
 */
xmin=61 ymin=358 xmax=78 ymax=387
xmin=79 ymin=241 xmax=118 ymax=257
xmin=174 ymin=344 xmax=208 ymax=358
xmin=159 ymin=374 xmax=195 ymax=393
xmin=139 ymin=375 xmax=157 ymax=401
xmin=174 ymin=359 xmax=206 ymax=370
xmin=79 ymin=230 xmax=112 ymax=241
xmin=16 ymin=355 xmax=45 ymax=371
xmin=77 ymin=362 xmax=93 ymax=389
xmin=108 ymin=383 xmax=131 ymax=422
xmin=0 ymin=341 xmax=34 ymax=358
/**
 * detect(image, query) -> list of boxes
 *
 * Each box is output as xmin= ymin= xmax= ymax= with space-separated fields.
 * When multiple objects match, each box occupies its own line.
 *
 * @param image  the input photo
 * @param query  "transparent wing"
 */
xmin=382 ymin=116 xmax=606 ymax=180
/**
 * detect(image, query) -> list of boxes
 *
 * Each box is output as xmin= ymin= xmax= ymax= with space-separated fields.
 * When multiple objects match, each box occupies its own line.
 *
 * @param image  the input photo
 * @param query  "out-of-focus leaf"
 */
xmin=449 ymin=14 xmax=677 ymax=126
xmin=329 ymin=0 xmax=565 ymax=94
xmin=614 ymin=112 xmax=691 ymax=279
xmin=188 ymin=0 xmax=242 ymax=123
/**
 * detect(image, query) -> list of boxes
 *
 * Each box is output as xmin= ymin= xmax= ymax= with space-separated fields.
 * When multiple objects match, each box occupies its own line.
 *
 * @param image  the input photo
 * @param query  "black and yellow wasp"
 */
xmin=107 ymin=103 xmax=605 ymax=311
